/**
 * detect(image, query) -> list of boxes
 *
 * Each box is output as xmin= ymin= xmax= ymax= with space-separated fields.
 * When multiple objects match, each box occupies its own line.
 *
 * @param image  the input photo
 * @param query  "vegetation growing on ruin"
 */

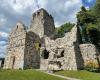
xmin=84 ymin=60 xmax=99 ymax=72
xmin=34 ymin=42 xmax=41 ymax=50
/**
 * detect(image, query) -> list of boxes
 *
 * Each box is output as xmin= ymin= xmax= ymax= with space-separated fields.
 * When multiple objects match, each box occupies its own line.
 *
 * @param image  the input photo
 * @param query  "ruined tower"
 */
xmin=30 ymin=8 xmax=55 ymax=38
xmin=4 ymin=8 xmax=55 ymax=69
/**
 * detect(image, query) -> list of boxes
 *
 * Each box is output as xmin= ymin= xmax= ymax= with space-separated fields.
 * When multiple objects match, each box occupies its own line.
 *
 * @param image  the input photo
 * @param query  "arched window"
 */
xmin=17 ymin=25 xmax=18 ymax=29
xmin=39 ymin=43 xmax=41 ymax=47
xmin=61 ymin=50 xmax=64 ymax=57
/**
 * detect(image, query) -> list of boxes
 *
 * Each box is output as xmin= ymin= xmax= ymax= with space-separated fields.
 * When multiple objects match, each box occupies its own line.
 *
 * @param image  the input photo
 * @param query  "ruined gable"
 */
xmin=4 ymin=21 xmax=42 ymax=69
xmin=4 ymin=22 xmax=26 ymax=69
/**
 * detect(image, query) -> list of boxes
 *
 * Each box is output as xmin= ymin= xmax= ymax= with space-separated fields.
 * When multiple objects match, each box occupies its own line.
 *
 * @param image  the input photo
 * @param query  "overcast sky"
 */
xmin=0 ymin=0 xmax=96 ymax=58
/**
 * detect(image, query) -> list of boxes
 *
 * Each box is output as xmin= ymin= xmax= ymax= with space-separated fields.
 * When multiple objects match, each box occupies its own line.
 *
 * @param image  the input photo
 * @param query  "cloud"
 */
xmin=0 ymin=0 xmax=82 ymax=26
xmin=0 ymin=31 xmax=8 ymax=58
xmin=0 ymin=31 xmax=8 ymax=38
xmin=0 ymin=53 xmax=5 ymax=58
xmin=0 ymin=0 xmax=82 ymax=57
xmin=0 ymin=14 xmax=7 ymax=27
xmin=0 ymin=41 xmax=7 ymax=46
xmin=0 ymin=42 xmax=7 ymax=58
xmin=0 ymin=45 xmax=7 ymax=58
xmin=0 ymin=31 xmax=8 ymax=42
xmin=0 ymin=0 xmax=35 ymax=14
xmin=38 ymin=0 xmax=82 ymax=26
xmin=0 ymin=31 xmax=8 ymax=50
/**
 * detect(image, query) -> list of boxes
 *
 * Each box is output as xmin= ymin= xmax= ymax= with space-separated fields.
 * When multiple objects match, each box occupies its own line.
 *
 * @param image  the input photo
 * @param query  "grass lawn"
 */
xmin=55 ymin=70 xmax=100 ymax=80
xmin=0 ymin=69 xmax=65 ymax=80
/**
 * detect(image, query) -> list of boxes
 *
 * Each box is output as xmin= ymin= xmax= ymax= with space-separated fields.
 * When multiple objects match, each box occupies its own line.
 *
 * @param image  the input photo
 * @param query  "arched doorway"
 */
xmin=10 ymin=56 xmax=15 ymax=69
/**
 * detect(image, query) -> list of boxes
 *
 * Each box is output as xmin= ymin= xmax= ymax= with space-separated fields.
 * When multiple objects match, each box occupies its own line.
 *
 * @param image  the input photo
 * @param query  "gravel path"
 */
xmin=37 ymin=70 xmax=81 ymax=80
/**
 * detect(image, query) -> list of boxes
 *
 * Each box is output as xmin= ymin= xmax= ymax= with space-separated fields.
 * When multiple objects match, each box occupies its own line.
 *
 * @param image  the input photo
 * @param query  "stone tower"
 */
xmin=30 ymin=8 xmax=55 ymax=38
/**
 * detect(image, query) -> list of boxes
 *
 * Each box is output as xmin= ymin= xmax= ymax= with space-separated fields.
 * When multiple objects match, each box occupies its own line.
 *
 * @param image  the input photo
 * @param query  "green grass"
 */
xmin=55 ymin=70 xmax=100 ymax=80
xmin=0 ymin=69 xmax=65 ymax=80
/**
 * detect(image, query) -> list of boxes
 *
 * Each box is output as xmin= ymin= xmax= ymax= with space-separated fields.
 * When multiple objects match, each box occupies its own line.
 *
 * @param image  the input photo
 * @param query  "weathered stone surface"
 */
xmin=0 ymin=61 xmax=1 ymax=68
xmin=24 ymin=31 xmax=41 ymax=69
xmin=40 ymin=25 xmax=84 ymax=70
xmin=80 ymin=44 xmax=99 ymax=66
xmin=4 ymin=22 xmax=41 ymax=69
xmin=4 ymin=22 xmax=26 ymax=69
xmin=30 ymin=8 xmax=55 ymax=38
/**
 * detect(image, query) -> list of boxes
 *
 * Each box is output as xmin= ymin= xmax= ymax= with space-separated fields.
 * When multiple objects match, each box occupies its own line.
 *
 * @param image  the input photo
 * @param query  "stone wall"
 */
xmin=80 ymin=44 xmax=99 ymax=67
xmin=24 ymin=31 xmax=41 ymax=69
xmin=40 ymin=25 xmax=84 ymax=70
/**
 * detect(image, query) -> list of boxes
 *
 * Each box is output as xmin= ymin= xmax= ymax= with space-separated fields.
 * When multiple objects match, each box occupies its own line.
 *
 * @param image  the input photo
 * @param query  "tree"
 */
xmin=86 ymin=23 xmax=100 ymax=45
xmin=92 ymin=0 xmax=100 ymax=17
xmin=92 ymin=0 xmax=100 ymax=30
xmin=55 ymin=23 xmax=74 ymax=38
xmin=77 ymin=6 xmax=97 ymax=43
xmin=77 ymin=6 xmax=96 ymax=26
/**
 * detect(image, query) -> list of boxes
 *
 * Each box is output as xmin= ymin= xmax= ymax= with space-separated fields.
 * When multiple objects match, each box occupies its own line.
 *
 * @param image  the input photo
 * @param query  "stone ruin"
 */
xmin=4 ymin=8 xmax=100 ymax=70
xmin=40 ymin=25 xmax=84 ymax=70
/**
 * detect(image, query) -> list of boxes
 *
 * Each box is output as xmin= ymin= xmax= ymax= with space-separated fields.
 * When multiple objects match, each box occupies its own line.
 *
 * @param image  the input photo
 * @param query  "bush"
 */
xmin=19 ymin=68 xmax=22 ymax=70
xmin=84 ymin=59 xmax=99 ymax=72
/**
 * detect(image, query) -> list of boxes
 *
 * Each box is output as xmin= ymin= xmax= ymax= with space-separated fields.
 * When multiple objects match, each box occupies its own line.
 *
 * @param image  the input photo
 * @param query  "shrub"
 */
xmin=19 ymin=68 xmax=22 ymax=70
xmin=34 ymin=42 xmax=40 ymax=50
xmin=84 ymin=59 xmax=99 ymax=72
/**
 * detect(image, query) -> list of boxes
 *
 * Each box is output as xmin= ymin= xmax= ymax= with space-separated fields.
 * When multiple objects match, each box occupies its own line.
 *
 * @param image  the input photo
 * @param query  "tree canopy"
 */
xmin=77 ymin=0 xmax=100 ymax=46
xmin=55 ymin=23 xmax=74 ymax=38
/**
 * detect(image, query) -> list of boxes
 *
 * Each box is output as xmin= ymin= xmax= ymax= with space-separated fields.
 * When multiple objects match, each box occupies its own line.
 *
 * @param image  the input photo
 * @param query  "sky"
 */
xmin=82 ymin=0 xmax=96 ymax=8
xmin=0 ymin=0 xmax=96 ymax=58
